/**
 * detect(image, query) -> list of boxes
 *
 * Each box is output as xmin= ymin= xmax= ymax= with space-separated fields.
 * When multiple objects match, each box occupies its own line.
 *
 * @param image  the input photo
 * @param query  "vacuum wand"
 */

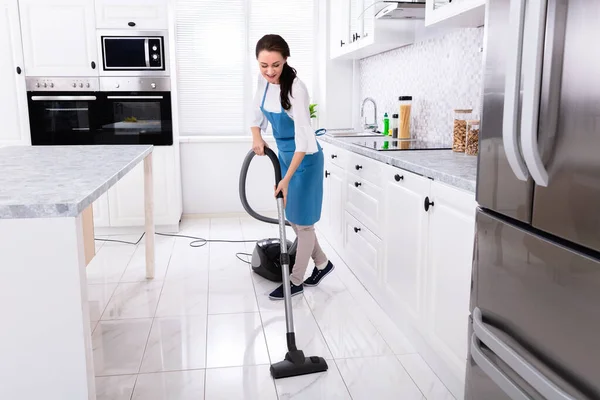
xmin=260 ymin=147 xmax=328 ymax=379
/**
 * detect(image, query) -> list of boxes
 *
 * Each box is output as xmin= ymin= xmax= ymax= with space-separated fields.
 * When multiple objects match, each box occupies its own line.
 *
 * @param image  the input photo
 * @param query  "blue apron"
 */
xmin=260 ymin=83 xmax=325 ymax=226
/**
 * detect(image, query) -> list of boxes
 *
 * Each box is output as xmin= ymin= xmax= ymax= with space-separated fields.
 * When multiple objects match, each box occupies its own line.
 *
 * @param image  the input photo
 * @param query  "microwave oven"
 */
xmin=98 ymin=30 xmax=169 ymax=76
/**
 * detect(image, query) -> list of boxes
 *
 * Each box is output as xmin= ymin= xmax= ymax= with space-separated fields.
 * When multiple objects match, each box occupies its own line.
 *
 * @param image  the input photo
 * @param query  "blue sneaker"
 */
xmin=303 ymin=261 xmax=335 ymax=287
xmin=269 ymin=282 xmax=304 ymax=300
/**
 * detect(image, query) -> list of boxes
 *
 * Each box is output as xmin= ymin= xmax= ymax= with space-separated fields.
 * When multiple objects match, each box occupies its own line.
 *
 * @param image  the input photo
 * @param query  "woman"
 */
xmin=250 ymin=34 xmax=334 ymax=300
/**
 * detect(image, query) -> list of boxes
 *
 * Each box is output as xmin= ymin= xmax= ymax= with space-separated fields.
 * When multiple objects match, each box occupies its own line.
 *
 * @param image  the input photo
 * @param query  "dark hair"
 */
xmin=255 ymin=34 xmax=297 ymax=110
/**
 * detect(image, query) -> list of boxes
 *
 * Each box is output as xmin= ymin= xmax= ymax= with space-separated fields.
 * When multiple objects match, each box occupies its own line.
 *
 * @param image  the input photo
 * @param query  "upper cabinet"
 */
xmin=95 ymin=0 xmax=168 ymax=30
xmin=0 ymin=0 xmax=30 ymax=146
xmin=19 ymin=0 xmax=98 ymax=77
xmin=330 ymin=0 xmax=486 ymax=60
xmin=425 ymin=0 xmax=485 ymax=28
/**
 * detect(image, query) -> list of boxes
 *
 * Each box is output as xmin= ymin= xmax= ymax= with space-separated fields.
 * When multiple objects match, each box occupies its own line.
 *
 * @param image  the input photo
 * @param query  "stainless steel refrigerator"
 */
xmin=465 ymin=0 xmax=600 ymax=399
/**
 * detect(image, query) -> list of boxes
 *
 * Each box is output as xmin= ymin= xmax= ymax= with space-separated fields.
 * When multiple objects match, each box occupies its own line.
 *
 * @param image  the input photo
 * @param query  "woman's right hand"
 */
xmin=252 ymin=138 xmax=268 ymax=156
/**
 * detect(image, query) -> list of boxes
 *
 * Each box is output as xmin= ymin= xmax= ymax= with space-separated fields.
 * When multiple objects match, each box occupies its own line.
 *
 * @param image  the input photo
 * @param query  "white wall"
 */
xmin=180 ymin=136 xmax=282 ymax=215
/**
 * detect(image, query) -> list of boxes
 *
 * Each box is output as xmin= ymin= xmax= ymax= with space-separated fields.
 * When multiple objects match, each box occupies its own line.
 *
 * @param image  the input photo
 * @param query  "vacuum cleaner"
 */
xmin=239 ymin=147 xmax=328 ymax=379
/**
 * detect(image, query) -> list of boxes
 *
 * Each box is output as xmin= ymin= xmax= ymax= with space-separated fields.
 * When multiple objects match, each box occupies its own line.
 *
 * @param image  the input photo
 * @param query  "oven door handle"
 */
xmin=106 ymin=96 xmax=164 ymax=100
xmin=31 ymin=96 xmax=97 ymax=101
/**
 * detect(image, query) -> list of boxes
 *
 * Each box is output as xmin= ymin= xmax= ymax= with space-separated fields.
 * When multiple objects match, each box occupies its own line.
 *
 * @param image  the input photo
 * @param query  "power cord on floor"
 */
xmin=94 ymin=232 xmax=257 ymax=264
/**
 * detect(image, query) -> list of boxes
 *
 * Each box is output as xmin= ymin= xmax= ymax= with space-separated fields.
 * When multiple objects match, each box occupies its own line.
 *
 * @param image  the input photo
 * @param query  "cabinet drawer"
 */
xmin=346 ymin=171 xmax=382 ymax=237
xmin=343 ymin=211 xmax=382 ymax=279
xmin=320 ymin=143 xmax=346 ymax=168
xmin=346 ymin=152 xmax=383 ymax=187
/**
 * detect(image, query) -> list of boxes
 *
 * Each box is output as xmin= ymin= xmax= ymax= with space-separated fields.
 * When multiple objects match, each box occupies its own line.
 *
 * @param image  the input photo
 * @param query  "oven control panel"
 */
xmin=26 ymin=77 xmax=100 ymax=92
xmin=99 ymin=77 xmax=171 ymax=92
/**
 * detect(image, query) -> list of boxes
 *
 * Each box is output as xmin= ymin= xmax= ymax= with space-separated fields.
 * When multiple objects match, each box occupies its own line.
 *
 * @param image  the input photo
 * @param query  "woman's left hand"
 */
xmin=274 ymin=178 xmax=290 ymax=206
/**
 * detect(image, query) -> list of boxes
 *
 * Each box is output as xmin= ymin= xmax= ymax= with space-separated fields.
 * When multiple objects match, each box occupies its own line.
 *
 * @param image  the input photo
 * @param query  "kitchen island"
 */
xmin=0 ymin=145 xmax=155 ymax=400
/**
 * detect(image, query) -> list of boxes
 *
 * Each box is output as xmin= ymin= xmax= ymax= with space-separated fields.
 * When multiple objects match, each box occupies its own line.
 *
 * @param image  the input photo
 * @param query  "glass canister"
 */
xmin=466 ymin=119 xmax=480 ymax=155
xmin=391 ymin=114 xmax=399 ymax=138
xmin=452 ymin=108 xmax=472 ymax=152
xmin=398 ymin=96 xmax=412 ymax=139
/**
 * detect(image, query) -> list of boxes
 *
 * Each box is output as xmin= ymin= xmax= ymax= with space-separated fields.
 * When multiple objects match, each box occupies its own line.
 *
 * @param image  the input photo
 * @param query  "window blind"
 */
xmin=175 ymin=0 xmax=316 ymax=136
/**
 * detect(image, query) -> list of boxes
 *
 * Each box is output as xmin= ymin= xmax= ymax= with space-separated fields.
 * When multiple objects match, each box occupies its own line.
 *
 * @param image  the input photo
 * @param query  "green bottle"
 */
xmin=383 ymin=112 xmax=390 ymax=136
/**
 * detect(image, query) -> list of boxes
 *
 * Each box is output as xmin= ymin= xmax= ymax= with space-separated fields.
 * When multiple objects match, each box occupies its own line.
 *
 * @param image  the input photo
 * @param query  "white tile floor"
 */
xmin=88 ymin=217 xmax=456 ymax=400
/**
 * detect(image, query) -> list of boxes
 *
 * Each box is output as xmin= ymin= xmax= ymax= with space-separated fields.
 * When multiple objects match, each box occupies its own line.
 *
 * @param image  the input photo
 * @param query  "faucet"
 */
xmin=361 ymin=97 xmax=378 ymax=132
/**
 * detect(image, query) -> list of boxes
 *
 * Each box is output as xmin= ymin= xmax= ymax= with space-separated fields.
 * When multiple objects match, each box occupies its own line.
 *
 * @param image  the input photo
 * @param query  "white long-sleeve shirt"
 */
xmin=250 ymin=73 xmax=318 ymax=154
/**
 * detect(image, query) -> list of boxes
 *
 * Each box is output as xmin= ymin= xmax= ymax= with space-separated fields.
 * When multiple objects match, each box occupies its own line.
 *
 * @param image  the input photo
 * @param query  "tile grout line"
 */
xmin=203 ymin=218 xmax=214 ymax=399
xmin=240 ymin=218 xmax=281 ymax=399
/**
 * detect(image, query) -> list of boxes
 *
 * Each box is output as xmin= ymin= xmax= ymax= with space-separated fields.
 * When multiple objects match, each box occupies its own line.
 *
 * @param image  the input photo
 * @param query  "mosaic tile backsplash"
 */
xmin=359 ymin=27 xmax=485 ymax=146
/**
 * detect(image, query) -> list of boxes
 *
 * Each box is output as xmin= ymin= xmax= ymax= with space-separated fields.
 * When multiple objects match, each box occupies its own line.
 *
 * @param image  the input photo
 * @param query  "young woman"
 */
xmin=250 ymin=34 xmax=334 ymax=300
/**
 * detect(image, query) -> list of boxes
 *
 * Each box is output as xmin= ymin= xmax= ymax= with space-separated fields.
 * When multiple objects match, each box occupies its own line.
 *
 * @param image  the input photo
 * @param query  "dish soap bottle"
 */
xmin=383 ymin=113 xmax=390 ymax=136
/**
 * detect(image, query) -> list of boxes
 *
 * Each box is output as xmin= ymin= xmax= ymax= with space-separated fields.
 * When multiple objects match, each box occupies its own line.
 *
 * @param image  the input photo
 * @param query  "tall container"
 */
xmin=452 ymin=108 xmax=472 ymax=152
xmin=398 ymin=96 xmax=412 ymax=139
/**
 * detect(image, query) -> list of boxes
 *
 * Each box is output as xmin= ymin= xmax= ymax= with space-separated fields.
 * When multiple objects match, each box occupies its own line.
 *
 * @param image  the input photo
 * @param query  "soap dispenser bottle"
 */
xmin=383 ymin=113 xmax=390 ymax=136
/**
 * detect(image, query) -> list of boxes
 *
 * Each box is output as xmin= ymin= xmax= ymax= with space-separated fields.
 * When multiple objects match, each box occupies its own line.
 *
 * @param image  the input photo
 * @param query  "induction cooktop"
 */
xmin=351 ymin=138 xmax=451 ymax=151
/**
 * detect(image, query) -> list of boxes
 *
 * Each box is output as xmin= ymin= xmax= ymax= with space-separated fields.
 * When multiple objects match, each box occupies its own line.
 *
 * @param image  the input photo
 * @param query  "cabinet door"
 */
xmin=327 ymin=163 xmax=345 ymax=248
xmin=19 ymin=0 xmax=98 ymax=77
xmin=107 ymin=146 xmax=177 ymax=227
xmin=0 ymin=0 xmax=29 ymax=146
xmin=330 ymin=0 xmax=351 ymax=55
xmin=382 ymin=166 xmax=430 ymax=324
xmin=425 ymin=181 xmax=476 ymax=375
xmin=320 ymin=161 xmax=331 ymax=236
xmin=349 ymin=0 xmax=362 ymax=43
xmin=95 ymin=0 xmax=168 ymax=29
xmin=362 ymin=0 xmax=375 ymax=40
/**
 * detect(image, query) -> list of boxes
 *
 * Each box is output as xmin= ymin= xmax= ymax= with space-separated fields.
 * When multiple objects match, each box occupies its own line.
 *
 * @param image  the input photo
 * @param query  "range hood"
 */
xmin=374 ymin=1 xmax=426 ymax=20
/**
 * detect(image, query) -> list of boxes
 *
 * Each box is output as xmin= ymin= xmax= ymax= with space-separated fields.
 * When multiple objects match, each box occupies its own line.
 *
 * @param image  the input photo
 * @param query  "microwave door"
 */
xmin=477 ymin=0 xmax=534 ymax=224
xmin=102 ymin=37 xmax=148 ymax=69
xmin=524 ymin=0 xmax=600 ymax=253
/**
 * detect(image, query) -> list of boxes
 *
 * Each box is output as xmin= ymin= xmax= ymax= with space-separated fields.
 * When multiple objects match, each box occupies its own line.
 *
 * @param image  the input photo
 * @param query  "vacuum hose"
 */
xmin=239 ymin=147 xmax=291 ymax=227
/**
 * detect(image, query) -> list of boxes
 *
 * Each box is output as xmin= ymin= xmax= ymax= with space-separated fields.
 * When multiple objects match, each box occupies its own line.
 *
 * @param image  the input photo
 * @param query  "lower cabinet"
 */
xmin=382 ymin=167 xmax=431 ymax=327
xmin=318 ymin=140 xmax=476 ymax=398
xmin=93 ymin=145 xmax=182 ymax=230
xmin=424 ymin=179 xmax=476 ymax=378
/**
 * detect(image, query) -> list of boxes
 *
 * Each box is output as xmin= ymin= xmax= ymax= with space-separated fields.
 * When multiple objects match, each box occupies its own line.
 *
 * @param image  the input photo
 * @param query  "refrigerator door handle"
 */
xmin=520 ymin=0 xmax=550 ymax=187
xmin=502 ymin=0 xmax=529 ymax=181
xmin=473 ymin=308 xmax=576 ymax=400
xmin=470 ymin=334 xmax=530 ymax=400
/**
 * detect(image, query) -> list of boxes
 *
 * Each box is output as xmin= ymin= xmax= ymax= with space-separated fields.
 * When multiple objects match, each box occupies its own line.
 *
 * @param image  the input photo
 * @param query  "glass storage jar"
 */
xmin=391 ymin=114 xmax=399 ymax=138
xmin=465 ymin=119 xmax=480 ymax=155
xmin=398 ymin=96 xmax=412 ymax=139
xmin=452 ymin=108 xmax=472 ymax=152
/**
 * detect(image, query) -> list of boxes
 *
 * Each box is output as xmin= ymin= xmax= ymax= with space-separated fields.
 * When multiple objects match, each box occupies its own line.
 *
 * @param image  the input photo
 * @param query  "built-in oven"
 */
xmin=97 ymin=77 xmax=173 ymax=145
xmin=27 ymin=77 xmax=173 ymax=146
xmin=97 ymin=30 xmax=169 ymax=76
xmin=27 ymin=77 xmax=102 ymax=146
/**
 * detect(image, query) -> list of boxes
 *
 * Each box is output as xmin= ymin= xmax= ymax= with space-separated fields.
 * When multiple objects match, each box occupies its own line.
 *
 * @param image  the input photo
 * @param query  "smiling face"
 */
xmin=258 ymin=50 xmax=286 ymax=84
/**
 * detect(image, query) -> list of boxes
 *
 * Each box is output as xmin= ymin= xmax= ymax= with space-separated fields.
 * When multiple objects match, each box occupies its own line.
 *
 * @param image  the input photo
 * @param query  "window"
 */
xmin=175 ymin=0 xmax=316 ymax=136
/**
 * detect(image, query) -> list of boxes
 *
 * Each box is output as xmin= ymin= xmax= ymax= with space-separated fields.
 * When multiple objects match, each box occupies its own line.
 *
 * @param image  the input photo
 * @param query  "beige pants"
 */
xmin=290 ymin=223 xmax=328 ymax=286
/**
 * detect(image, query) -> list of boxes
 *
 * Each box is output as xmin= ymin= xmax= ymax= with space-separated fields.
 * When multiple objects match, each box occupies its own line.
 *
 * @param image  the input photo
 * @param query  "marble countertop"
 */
xmin=318 ymin=135 xmax=478 ymax=193
xmin=0 ymin=145 xmax=153 ymax=219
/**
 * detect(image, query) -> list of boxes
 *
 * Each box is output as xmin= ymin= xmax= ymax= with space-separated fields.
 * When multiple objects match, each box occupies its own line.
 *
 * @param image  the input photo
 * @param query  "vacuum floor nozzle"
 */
xmin=270 ymin=350 xmax=329 ymax=379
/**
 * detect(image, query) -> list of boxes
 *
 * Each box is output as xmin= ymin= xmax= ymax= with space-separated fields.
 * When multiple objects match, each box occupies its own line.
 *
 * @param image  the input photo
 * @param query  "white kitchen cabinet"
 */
xmin=0 ymin=0 xmax=30 ymax=146
xmin=382 ymin=166 xmax=431 ymax=326
xmin=106 ymin=146 xmax=180 ymax=228
xmin=425 ymin=0 xmax=486 ymax=28
xmin=321 ymin=160 xmax=345 ymax=250
xmin=424 ymin=179 xmax=476 ymax=377
xmin=95 ymin=0 xmax=168 ymax=30
xmin=345 ymin=170 xmax=382 ymax=237
xmin=19 ymin=0 xmax=98 ymax=77
xmin=343 ymin=210 xmax=382 ymax=286
xmin=329 ymin=0 xmax=351 ymax=59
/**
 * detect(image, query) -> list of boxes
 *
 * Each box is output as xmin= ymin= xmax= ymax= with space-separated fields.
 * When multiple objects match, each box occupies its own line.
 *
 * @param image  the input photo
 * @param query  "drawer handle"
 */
xmin=331 ymin=154 xmax=337 ymax=159
xmin=325 ymin=170 xmax=330 ymax=178
xmin=355 ymin=164 xmax=363 ymax=170
xmin=394 ymin=174 xmax=404 ymax=182
xmin=353 ymin=227 xmax=361 ymax=233
xmin=128 ymin=21 xmax=136 ymax=27
xmin=354 ymin=181 xmax=361 ymax=187
xmin=424 ymin=196 xmax=435 ymax=212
